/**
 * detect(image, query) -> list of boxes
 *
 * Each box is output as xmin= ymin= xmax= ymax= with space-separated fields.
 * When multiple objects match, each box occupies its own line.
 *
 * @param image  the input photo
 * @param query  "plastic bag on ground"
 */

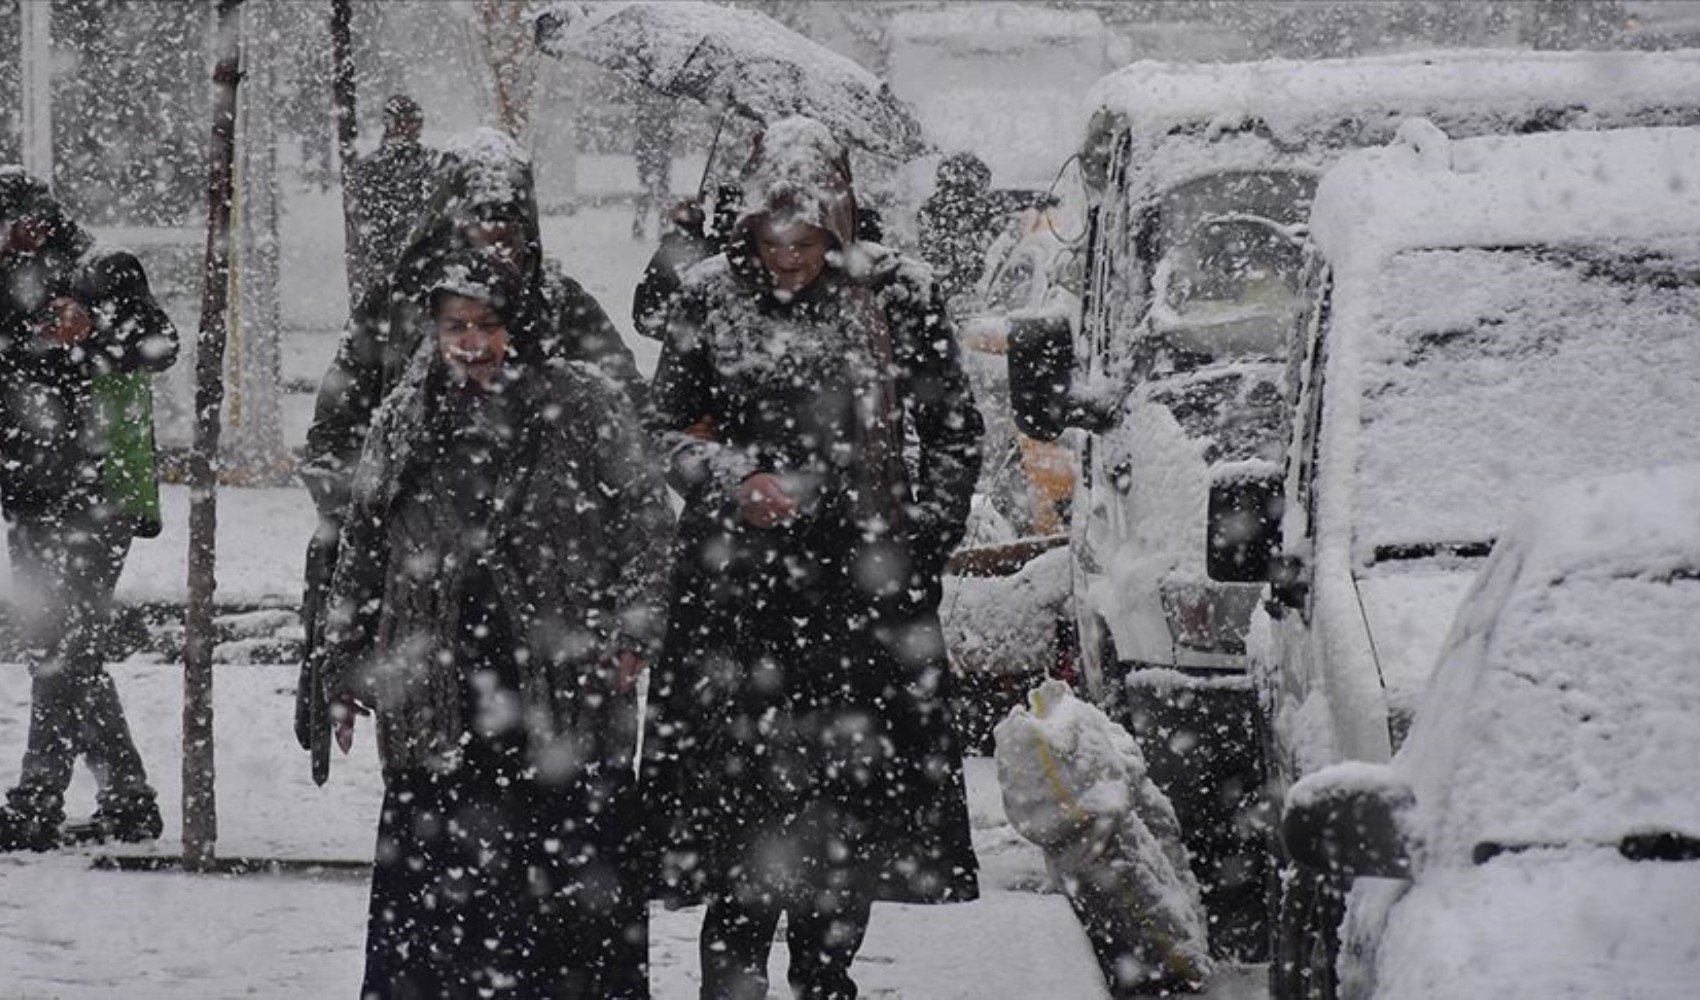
xmin=994 ymin=678 xmax=1214 ymax=995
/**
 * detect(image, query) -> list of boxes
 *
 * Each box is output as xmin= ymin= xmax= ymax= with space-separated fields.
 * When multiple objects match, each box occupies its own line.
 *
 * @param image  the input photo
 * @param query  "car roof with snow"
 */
xmin=1085 ymin=48 xmax=1700 ymax=144
xmin=1077 ymin=49 xmax=1700 ymax=198
xmin=1311 ymin=125 xmax=1700 ymax=266
xmin=1397 ymin=464 xmax=1700 ymax=860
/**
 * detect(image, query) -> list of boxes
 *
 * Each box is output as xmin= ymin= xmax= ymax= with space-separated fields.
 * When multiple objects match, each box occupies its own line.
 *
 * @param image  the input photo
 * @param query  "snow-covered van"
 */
xmin=1279 ymin=465 xmax=1700 ymax=1000
xmin=1006 ymin=49 xmax=1700 ymax=960
xmin=1255 ymin=126 xmax=1700 ymax=997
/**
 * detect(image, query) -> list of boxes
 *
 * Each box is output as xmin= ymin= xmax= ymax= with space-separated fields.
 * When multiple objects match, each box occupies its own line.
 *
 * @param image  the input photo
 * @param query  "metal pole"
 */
xmin=183 ymin=0 xmax=245 ymax=872
xmin=331 ymin=0 xmax=360 ymax=303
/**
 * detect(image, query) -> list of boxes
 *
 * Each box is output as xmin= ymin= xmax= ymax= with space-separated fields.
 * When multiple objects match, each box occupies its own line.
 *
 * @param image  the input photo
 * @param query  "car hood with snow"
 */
xmin=1398 ymin=465 xmax=1700 ymax=861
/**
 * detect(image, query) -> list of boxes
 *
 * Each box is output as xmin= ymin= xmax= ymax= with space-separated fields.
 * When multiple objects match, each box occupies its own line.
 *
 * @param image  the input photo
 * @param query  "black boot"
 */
xmin=62 ymin=795 xmax=162 ymax=845
xmin=0 ymin=803 xmax=60 ymax=852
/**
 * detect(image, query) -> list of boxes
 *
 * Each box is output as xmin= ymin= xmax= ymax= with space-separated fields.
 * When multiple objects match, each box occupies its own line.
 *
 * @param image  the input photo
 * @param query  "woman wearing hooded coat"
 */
xmin=314 ymin=249 xmax=670 ymax=999
xmin=298 ymin=130 xmax=648 ymax=754
xmin=645 ymin=117 xmax=985 ymax=1000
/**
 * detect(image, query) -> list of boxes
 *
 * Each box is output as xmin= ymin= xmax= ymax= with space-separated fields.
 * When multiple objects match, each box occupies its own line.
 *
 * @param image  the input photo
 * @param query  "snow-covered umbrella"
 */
xmin=534 ymin=0 xmax=929 ymax=161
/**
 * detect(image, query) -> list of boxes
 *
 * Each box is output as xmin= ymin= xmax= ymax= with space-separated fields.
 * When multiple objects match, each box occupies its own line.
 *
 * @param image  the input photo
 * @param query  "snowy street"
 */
xmin=7 ymin=1 xmax=1700 ymax=998
xmin=0 ymin=659 xmax=1262 ymax=999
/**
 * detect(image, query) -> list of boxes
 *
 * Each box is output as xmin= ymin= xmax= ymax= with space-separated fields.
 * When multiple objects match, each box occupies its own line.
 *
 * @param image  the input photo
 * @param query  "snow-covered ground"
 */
xmin=0 ymin=655 xmax=1262 ymax=997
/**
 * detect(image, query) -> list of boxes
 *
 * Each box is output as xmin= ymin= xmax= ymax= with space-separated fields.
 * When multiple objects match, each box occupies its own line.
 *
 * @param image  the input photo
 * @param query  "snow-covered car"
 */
xmin=1281 ymin=464 xmax=1700 ymax=1000
xmin=1253 ymin=126 xmax=1700 ymax=997
xmin=1021 ymin=45 xmax=1700 ymax=705
xmin=1006 ymin=48 xmax=1700 ymax=963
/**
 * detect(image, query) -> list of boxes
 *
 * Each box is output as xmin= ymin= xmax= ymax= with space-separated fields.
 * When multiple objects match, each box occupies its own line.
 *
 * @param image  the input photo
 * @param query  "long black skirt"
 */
xmin=360 ymin=740 xmax=649 ymax=1000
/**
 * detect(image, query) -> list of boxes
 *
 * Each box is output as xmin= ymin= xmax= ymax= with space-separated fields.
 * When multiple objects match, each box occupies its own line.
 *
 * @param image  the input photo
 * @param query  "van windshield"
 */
xmin=1138 ymin=170 xmax=1315 ymax=372
xmin=1355 ymin=239 xmax=1700 ymax=557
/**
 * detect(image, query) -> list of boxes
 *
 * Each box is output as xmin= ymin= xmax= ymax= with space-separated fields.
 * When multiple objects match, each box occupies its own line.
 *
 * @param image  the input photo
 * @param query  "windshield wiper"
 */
xmin=1474 ymin=831 xmax=1700 ymax=865
xmin=1374 ymin=540 xmax=1495 ymax=563
xmin=1620 ymin=831 xmax=1700 ymax=862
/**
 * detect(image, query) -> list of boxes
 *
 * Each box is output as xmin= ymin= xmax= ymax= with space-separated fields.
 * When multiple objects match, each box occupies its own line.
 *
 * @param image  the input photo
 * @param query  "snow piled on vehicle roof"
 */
xmin=1086 ymin=48 xmax=1700 ymax=145
xmin=1312 ymin=126 xmax=1700 ymax=264
xmin=1398 ymin=465 xmax=1700 ymax=862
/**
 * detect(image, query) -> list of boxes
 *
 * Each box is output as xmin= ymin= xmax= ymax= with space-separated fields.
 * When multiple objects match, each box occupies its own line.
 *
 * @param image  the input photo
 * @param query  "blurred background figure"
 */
xmin=631 ymin=92 xmax=677 ymax=239
xmin=917 ymin=151 xmax=999 ymax=302
xmin=348 ymin=94 xmax=438 ymax=306
xmin=631 ymin=182 xmax=742 ymax=340
xmin=0 ymin=167 xmax=180 ymax=852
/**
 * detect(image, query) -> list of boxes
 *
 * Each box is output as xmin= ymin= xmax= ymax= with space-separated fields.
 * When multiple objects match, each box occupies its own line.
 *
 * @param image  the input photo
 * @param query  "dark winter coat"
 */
xmin=348 ymin=135 xmax=439 ymax=305
xmin=302 ymin=131 xmax=646 ymax=521
xmin=632 ymin=184 xmax=742 ymax=341
xmin=644 ymin=120 xmax=985 ymax=907
xmin=0 ymin=168 xmax=179 ymax=523
xmin=918 ymin=152 xmax=1000 ymax=302
xmin=315 ymin=343 xmax=672 ymax=775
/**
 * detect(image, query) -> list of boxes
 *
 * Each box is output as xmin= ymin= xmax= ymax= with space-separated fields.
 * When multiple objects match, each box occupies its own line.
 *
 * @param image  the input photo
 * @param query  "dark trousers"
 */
xmin=6 ymin=512 xmax=149 ymax=821
xmin=700 ymin=890 xmax=873 ymax=1000
xmin=362 ymin=745 xmax=650 ymax=1000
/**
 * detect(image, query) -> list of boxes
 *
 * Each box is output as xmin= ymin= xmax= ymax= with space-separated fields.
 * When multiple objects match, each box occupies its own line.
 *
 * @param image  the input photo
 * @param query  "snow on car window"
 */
xmin=1136 ymin=170 xmax=1313 ymax=375
xmin=1355 ymin=239 xmax=1700 ymax=553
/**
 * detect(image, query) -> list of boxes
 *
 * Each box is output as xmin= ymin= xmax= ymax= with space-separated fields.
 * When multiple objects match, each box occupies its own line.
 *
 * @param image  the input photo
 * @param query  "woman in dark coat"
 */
xmin=314 ymin=250 xmax=671 ymax=999
xmin=645 ymin=116 xmax=985 ymax=1000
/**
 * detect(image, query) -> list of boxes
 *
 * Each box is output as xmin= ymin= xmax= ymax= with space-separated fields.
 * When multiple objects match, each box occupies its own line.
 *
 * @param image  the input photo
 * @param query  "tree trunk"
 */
xmin=477 ymin=0 xmax=538 ymax=139
xmin=331 ymin=0 xmax=360 ymax=303
xmin=183 ymin=0 xmax=245 ymax=872
xmin=224 ymin=0 xmax=288 ymax=484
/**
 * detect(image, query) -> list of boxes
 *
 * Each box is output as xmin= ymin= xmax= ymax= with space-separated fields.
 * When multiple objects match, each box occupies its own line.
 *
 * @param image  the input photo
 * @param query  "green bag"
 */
xmin=92 ymin=371 xmax=163 ymax=538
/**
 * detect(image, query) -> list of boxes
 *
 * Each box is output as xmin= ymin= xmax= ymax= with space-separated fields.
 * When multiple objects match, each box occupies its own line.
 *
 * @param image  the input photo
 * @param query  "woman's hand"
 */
xmin=331 ymin=695 xmax=371 ymax=754
xmin=39 ymin=296 xmax=93 ymax=346
xmin=737 ymin=472 xmax=797 ymax=528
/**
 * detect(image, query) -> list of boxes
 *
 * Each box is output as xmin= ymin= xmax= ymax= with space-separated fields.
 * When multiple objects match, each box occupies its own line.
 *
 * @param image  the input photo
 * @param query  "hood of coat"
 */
xmin=390 ymin=129 xmax=546 ymax=299
xmin=352 ymin=328 xmax=551 ymax=520
xmin=0 ymin=166 xmax=91 ymax=274
xmin=727 ymin=116 xmax=861 ymax=290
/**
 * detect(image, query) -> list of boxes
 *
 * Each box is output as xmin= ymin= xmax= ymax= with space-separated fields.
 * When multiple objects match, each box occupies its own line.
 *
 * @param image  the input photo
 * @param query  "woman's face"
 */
xmin=435 ymin=294 xmax=510 ymax=389
xmin=755 ymin=219 xmax=833 ymax=295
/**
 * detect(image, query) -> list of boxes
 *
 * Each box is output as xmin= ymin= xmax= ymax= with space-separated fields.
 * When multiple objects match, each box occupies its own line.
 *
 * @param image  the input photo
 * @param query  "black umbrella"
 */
xmin=534 ymin=0 xmax=929 ymax=162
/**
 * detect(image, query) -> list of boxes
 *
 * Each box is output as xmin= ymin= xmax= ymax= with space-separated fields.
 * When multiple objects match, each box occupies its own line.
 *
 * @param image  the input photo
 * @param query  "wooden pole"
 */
xmin=183 ymin=0 xmax=245 ymax=872
xmin=331 ymin=0 xmax=360 ymax=303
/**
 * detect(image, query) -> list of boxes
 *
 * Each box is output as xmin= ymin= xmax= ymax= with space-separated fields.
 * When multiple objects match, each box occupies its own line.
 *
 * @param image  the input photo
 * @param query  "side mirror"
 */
xmin=1282 ymin=763 xmax=1415 ymax=880
xmin=1265 ymin=553 xmax=1309 ymax=619
xmin=1007 ymin=311 xmax=1116 ymax=441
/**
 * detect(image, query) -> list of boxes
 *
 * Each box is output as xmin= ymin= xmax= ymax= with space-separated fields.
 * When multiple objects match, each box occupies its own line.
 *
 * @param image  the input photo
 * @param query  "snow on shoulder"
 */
xmin=1311 ymin=125 xmax=1700 ymax=267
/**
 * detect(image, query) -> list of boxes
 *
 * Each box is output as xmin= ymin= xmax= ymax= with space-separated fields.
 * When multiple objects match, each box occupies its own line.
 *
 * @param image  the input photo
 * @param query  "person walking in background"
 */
xmin=645 ymin=116 xmax=983 ymax=1000
xmin=348 ymin=94 xmax=439 ymax=306
xmin=313 ymin=249 xmax=670 ymax=998
xmin=632 ymin=92 xmax=677 ymax=240
xmin=0 ymin=167 xmax=179 ymax=851
xmin=631 ymin=182 xmax=742 ymax=340
xmin=917 ymin=151 xmax=1000 ymax=303
xmin=297 ymin=129 xmax=646 ymax=754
